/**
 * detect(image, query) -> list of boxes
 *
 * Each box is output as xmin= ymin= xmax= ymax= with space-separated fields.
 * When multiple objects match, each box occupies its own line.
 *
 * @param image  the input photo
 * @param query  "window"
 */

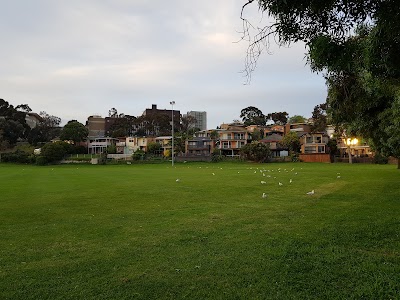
xmin=234 ymin=133 xmax=245 ymax=140
xmin=318 ymin=146 xmax=325 ymax=153
xmin=315 ymin=136 xmax=322 ymax=143
xmin=222 ymin=142 xmax=230 ymax=149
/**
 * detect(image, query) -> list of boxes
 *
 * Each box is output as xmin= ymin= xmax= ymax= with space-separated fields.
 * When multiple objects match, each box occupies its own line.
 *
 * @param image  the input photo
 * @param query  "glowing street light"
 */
xmin=344 ymin=137 xmax=358 ymax=164
xmin=170 ymin=101 xmax=175 ymax=166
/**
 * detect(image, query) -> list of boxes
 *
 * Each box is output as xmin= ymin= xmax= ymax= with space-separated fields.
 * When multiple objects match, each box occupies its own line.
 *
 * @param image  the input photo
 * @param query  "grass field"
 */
xmin=0 ymin=162 xmax=399 ymax=299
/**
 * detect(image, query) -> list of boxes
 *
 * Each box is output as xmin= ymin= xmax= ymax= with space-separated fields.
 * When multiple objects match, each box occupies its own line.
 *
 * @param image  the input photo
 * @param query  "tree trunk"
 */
xmin=348 ymin=146 xmax=353 ymax=164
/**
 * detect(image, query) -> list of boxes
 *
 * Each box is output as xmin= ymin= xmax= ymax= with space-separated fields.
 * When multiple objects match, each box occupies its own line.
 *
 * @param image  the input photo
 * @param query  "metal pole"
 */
xmin=170 ymin=101 xmax=175 ymax=166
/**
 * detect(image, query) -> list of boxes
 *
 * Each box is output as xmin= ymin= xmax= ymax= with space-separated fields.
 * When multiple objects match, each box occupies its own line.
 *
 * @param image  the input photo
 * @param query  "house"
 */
xmin=25 ymin=113 xmax=43 ymax=129
xmin=260 ymin=134 xmax=288 ymax=157
xmin=185 ymin=137 xmax=214 ymax=156
xmin=86 ymin=115 xmax=106 ymax=138
xmin=300 ymin=132 xmax=329 ymax=154
xmin=298 ymin=132 xmax=331 ymax=162
xmin=87 ymin=137 xmax=119 ymax=154
xmin=217 ymin=125 xmax=250 ymax=157
xmin=155 ymin=136 xmax=172 ymax=156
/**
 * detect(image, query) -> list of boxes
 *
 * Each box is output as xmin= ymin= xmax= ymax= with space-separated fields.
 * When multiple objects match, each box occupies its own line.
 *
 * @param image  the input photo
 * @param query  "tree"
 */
xmin=240 ymin=106 xmax=266 ymax=126
xmin=282 ymin=132 xmax=301 ymax=154
xmin=240 ymin=141 xmax=271 ymax=162
xmin=60 ymin=120 xmax=88 ymax=144
xmin=108 ymin=107 xmax=118 ymax=118
xmin=40 ymin=141 xmax=70 ymax=163
xmin=27 ymin=111 xmax=61 ymax=145
xmin=147 ymin=142 xmax=162 ymax=154
xmin=311 ymin=103 xmax=328 ymax=133
xmin=180 ymin=115 xmax=197 ymax=133
xmin=0 ymin=99 xmax=30 ymax=148
xmin=250 ymin=128 xmax=264 ymax=141
xmin=240 ymin=0 xmax=400 ymax=168
xmin=288 ymin=115 xmax=306 ymax=124
xmin=266 ymin=112 xmax=288 ymax=125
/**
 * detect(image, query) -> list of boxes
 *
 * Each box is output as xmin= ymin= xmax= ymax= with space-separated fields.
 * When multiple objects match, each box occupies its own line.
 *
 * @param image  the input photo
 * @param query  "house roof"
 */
xmin=260 ymin=134 xmax=283 ymax=142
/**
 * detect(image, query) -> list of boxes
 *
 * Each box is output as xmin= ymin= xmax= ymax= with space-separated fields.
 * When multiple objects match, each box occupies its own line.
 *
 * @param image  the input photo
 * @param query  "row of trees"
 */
xmin=106 ymin=107 xmax=198 ymax=138
xmin=239 ymin=105 xmax=328 ymax=132
xmin=0 ymin=99 xmax=88 ymax=150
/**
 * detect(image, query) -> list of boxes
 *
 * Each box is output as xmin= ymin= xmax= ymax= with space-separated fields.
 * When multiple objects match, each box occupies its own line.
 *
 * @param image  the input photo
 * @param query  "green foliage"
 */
xmin=266 ymin=112 xmax=288 ymax=125
xmin=311 ymin=103 xmax=328 ymax=132
xmin=240 ymin=106 xmax=266 ymax=126
xmin=0 ymin=149 xmax=35 ymax=164
xmin=0 ymin=99 xmax=30 ymax=147
xmin=282 ymin=131 xmax=301 ymax=154
xmin=106 ymin=145 xmax=117 ymax=154
xmin=240 ymin=141 xmax=271 ymax=162
xmin=60 ymin=120 xmax=88 ymax=144
xmin=147 ymin=142 xmax=162 ymax=154
xmin=373 ymin=153 xmax=389 ymax=165
xmin=288 ymin=115 xmax=306 ymax=124
xmin=132 ymin=149 xmax=146 ymax=161
xmin=40 ymin=141 xmax=70 ymax=163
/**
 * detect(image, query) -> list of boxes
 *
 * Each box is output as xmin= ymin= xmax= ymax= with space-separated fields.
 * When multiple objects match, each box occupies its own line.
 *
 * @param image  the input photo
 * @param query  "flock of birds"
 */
xmin=173 ymin=166 xmax=343 ymax=199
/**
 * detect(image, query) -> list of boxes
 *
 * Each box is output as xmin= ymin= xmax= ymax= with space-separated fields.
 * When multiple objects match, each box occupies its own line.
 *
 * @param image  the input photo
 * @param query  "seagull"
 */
xmin=306 ymin=190 xmax=315 ymax=195
xmin=337 ymin=175 xmax=341 ymax=179
xmin=212 ymin=173 xmax=215 ymax=175
xmin=261 ymin=181 xmax=266 ymax=184
xmin=289 ymin=179 xmax=292 ymax=183
xmin=254 ymin=171 xmax=257 ymax=174
xmin=176 ymin=179 xmax=180 ymax=182
xmin=295 ymin=172 xmax=298 ymax=175
xmin=263 ymin=173 xmax=265 ymax=177
xmin=262 ymin=193 xmax=268 ymax=198
xmin=279 ymin=182 xmax=283 ymax=186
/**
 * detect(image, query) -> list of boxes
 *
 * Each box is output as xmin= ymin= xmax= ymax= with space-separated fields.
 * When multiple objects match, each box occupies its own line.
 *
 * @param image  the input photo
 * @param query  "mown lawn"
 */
xmin=0 ymin=162 xmax=399 ymax=299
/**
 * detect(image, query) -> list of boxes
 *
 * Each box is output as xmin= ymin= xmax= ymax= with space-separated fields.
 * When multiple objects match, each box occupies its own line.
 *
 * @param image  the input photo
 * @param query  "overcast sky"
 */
xmin=0 ymin=0 xmax=327 ymax=128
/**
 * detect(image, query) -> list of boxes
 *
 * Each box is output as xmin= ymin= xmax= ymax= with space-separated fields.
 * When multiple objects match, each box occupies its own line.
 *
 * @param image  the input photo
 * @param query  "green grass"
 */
xmin=0 ymin=162 xmax=399 ymax=299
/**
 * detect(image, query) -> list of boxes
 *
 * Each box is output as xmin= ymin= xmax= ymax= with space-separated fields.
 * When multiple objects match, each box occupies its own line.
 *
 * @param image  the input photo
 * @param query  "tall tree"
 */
xmin=288 ymin=115 xmax=306 ymax=124
xmin=60 ymin=120 xmax=88 ymax=144
xmin=266 ymin=112 xmax=288 ymax=125
xmin=27 ymin=111 xmax=61 ymax=145
xmin=311 ymin=104 xmax=328 ymax=133
xmin=240 ymin=106 xmax=266 ymax=126
xmin=0 ymin=99 xmax=30 ymax=148
xmin=282 ymin=131 xmax=301 ymax=154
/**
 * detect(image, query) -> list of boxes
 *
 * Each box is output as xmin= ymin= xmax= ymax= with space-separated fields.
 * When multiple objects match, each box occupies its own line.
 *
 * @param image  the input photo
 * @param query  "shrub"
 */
xmin=373 ymin=153 xmax=388 ymax=164
xmin=40 ymin=142 xmax=69 ymax=163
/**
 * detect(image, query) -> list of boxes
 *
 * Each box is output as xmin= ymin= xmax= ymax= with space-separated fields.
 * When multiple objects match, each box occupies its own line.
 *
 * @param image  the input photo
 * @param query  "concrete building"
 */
xmin=185 ymin=111 xmax=207 ymax=130
xmin=86 ymin=115 xmax=106 ymax=138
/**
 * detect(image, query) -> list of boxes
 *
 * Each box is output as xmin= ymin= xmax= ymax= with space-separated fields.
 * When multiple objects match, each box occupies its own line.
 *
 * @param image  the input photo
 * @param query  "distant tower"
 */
xmin=186 ymin=111 xmax=207 ymax=130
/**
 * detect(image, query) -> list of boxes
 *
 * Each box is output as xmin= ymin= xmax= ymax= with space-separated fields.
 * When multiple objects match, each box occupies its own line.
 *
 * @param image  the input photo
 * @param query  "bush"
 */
xmin=35 ymin=156 xmax=48 ymax=165
xmin=132 ymin=149 xmax=146 ymax=161
xmin=1 ymin=149 xmax=35 ymax=164
xmin=373 ymin=153 xmax=388 ymax=164
xmin=40 ymin=141 xmax=69 ymax=163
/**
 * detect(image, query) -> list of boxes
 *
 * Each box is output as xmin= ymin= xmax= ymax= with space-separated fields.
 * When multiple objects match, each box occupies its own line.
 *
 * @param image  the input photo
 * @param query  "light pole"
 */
xmin=170 ymin=101 xmax=175 ymax=166
xmin=344 ymin=137 xmax=358 ymax=164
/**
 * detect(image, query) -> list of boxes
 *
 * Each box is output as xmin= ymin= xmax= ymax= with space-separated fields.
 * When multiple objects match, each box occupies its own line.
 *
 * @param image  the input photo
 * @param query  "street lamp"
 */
xmin=344 ymin=137 xmax=358 ymax=164
xmin=170 ymin=101 xmax=175 ymax=166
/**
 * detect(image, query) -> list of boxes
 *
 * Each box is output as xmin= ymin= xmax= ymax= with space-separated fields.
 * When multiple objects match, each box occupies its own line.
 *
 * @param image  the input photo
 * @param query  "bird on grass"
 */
xmin=289 ymin=179 xmax=292 ymax=183
xmin=306 ymin=190 xmax=315 ymax=195
xmin=262 ymin=193 xmax=268 ymax=198
xmin=176 ymin=179 xmax=180 ymax=182
xmin=279 ymin=182 xmax=283 ymax=186
xmin=261 ymin=181 xmax=266 ymax=184
xmin=337 ymin=175 xmax=341 ymax=179
xmin=212 ymin=173 xmax=215 ymax=175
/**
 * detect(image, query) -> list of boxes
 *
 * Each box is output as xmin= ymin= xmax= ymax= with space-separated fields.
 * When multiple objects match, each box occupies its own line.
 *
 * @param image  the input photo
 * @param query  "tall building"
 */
xmin=143 ymin=104 xmax=180 ymax=121
xmin=186 ymin=111 xmax=207 ymax=131
xmin=86 ymin=115 xmax=106 ymax=138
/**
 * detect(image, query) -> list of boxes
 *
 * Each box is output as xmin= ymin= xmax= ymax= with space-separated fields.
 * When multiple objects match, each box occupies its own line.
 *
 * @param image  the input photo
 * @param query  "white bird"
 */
xmin=266 ymin=175 xmax=271 ymax=178
xmin=261 ymin=181 xmax=266 ymax=184
xmin=295 ymin=172 xmax=298 ymax=175
xmin=337 ymin=175 xmax=341 ymax=179
xmin=289 ymin=179 xmax=293 ymax=183
xmin=254 ymin=171 xmax=257 ymax=174
xmin=212 ymin=173 xmax=215 ymax=175
xmin=306 ymin=190 xmax=315 ymax=195
xmin=176 ymin=179 xmax=180 ymax=182
xmin=263 ymin=173 xmax=265 ymax=177
xmin=279 ymin=182 xmax=283 ymax=186
xmin=262 ymin=193 xmax=268 ymax=198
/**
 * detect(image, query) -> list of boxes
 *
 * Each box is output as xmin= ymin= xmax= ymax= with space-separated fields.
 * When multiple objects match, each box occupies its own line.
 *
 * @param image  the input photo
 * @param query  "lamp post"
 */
xmin=344 ymin=137 xmax=358 ymax=164
xmin=170 ymin=101 xmax=175 ymax=166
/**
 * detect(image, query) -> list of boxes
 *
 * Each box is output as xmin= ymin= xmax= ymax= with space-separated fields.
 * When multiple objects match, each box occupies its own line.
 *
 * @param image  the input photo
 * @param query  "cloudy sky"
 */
xmin=0 ymin=0 xmax=327 ymax=128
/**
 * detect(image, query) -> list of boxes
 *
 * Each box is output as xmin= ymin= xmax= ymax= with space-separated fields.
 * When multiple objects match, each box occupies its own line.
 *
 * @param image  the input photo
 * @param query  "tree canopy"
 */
xmin=241 ymin=0 xmax=400 ymax=166
xmin=240 ymin=106 xmax=266 ymax=126
xmin=60 ymin=120 xmax=88 ymax=144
